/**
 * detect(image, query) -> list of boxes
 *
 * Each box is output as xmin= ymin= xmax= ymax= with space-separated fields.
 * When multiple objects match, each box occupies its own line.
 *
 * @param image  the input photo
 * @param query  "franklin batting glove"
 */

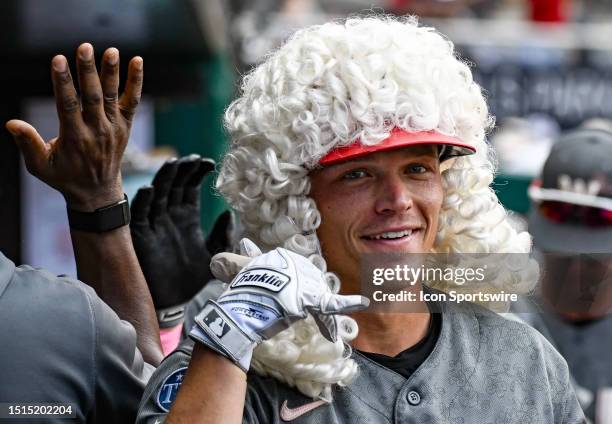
xmin=189 ymin=239 xmax=369 ymax=372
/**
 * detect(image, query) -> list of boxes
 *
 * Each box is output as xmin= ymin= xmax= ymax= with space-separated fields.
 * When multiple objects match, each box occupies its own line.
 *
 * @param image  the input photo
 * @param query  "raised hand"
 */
xmin=6 ymin=43 xmax=142 ymax=211
xmin=5 ymin=44 xmax=164 ymax=365
xmin=130 ymin=155 xmax=233 ymax=324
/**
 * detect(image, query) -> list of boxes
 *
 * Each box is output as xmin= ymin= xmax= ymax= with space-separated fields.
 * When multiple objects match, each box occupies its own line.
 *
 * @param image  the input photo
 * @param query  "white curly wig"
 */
xmin=216 ymin=15 xmax=538 ymax=400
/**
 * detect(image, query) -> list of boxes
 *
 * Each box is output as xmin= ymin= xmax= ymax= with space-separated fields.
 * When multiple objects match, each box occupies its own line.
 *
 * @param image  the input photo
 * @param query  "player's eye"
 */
xmin=408 ymin=164 xmax=428 ymax=174
xmin=342 ymin=169 xmax=369 ymax=180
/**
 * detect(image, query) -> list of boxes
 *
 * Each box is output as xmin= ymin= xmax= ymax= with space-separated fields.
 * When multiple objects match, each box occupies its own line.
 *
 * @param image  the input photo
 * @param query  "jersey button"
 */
xmin=407 ymin=390 xmax=421 ymax=406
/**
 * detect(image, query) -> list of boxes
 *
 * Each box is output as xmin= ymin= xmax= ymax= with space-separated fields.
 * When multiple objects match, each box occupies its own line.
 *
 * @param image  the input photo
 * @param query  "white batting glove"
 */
xmin=190 ymin=239 xmax=369 ymax=372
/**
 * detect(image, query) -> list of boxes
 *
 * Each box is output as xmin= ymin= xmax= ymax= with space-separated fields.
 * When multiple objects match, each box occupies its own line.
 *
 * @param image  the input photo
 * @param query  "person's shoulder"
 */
xmin=428 ymin=297 xmax=584 ymax=422
xmin=0 ymin=261 xmax=132 ymax=418
xmin=467 ymin=302 xmax=585 ymax=421
xmin=4 ymin=264 xmax=107 ymax=340
xmin=7 ymin=263 xmax=144 ymax=366
xmin=452 ymin=299 xmax=570 ymax=373
xmin=11 ymin=263 xmax=101 ymax=310
xmin=458 ymin=298 xmax=548 ymax=337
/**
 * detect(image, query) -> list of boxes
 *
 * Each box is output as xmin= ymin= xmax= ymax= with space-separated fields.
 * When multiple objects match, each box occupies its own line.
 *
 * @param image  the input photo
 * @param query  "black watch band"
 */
xmin=67 ymin=194 xmax=131 ymax=233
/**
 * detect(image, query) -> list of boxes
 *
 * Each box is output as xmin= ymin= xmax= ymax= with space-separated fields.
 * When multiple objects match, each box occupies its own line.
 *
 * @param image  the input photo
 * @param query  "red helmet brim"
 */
xmin=318 ymin=128 xmax=476 ymax=166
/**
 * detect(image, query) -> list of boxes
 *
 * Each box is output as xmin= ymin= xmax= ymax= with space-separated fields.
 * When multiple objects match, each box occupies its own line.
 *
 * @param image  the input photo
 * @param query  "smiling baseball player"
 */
xmin=136 ymin=16 xmax=585 ymax=423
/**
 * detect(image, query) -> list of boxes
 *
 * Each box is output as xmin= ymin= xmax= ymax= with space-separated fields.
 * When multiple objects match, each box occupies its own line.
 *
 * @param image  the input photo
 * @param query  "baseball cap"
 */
xmin=528 ymin=128 xmax=612 ymax=253
xmin=318 ymin=128 xmax=476 ymax=166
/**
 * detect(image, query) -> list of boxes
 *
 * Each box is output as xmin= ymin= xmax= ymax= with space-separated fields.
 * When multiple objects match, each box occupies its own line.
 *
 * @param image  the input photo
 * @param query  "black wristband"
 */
xmin=67 ymin=194 xmax=131 ymax=233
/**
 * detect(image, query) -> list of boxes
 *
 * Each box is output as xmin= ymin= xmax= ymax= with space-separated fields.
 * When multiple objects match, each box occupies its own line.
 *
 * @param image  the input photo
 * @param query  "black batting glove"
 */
xmin=130 ymin=154 xmax=233 ymax=327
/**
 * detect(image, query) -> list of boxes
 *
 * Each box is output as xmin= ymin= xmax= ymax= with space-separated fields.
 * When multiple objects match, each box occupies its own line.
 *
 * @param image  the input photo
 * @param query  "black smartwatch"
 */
xmin=67 ymin=194 xmax=131 ymax=233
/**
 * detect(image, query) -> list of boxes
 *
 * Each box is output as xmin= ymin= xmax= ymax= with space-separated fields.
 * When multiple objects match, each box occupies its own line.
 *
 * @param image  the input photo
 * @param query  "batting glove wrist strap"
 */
xmin=191 ymin=300 xmax=258 ymax=372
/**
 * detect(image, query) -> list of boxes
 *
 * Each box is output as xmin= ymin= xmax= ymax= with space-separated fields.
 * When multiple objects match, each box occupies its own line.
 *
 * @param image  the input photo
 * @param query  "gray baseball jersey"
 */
xmin=0 ymin=251 xmax=154 ymax=423
xmin=512 ymin=296 xmax=612 ymax=422
xmin=137 ymin=296 xmax=586 ymax=423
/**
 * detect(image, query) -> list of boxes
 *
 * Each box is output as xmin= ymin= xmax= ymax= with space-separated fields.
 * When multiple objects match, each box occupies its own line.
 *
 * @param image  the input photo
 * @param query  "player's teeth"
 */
xmin=372 ymin=230 xmax=412 ymax=240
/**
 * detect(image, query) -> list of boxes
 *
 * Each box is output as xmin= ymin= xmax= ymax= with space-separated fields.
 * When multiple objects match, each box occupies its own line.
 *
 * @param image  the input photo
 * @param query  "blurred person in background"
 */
xmin=1 ymin=43 xmax=162 ymax=422
xmin=515 ymin=127 xmax=612 ymax=422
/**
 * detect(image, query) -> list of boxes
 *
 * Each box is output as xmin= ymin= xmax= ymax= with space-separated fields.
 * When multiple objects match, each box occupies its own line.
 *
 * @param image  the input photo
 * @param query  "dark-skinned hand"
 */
xmin=5 ymin=44 xmax=166 ymax=366
xmin=130 ymin=155 xmax=233 ymax=324
xmin=6 ymin=43 xmax=142 ymax=211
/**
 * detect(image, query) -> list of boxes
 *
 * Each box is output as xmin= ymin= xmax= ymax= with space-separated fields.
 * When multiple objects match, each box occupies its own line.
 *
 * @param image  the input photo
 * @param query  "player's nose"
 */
xmin=374 ymin=174 xmax=414 ymax=215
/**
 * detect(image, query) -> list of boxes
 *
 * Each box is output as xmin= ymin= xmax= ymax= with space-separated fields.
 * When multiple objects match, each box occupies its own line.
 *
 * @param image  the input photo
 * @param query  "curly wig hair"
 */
xmin=216 ymin=15 xmax=538 ymax=400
